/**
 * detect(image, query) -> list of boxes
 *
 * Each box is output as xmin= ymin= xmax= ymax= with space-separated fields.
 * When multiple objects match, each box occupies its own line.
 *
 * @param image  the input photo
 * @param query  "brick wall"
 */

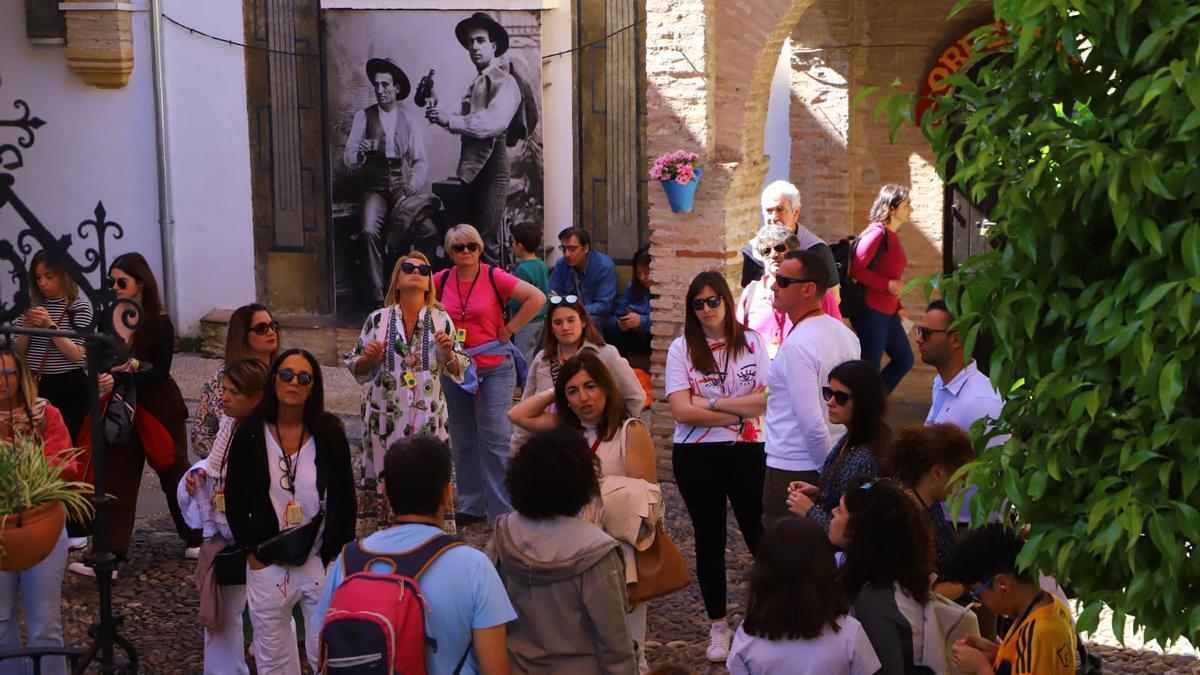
xmin=645 ymin=0 xmax=997 ymax=455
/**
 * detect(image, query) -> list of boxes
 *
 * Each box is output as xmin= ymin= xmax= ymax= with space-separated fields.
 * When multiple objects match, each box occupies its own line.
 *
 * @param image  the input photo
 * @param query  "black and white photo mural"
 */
xmin=323 ymin=9 xmax=543 ymax=320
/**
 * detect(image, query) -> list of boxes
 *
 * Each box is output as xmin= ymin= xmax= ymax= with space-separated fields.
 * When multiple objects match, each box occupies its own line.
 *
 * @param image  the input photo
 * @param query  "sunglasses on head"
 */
xmin=774 ymin=275 xmax=817 ymax=289
xmin=400 ymin=261 xmax=432 ymax=276
xmin=821 ymin=386 xmax=851 ymax=406
xmin=759 ymin=243 xmax=789 ymax=257
xmin=914 ymin=326 xmax=949 ymax=340
xmin=451 ymin=242 xmax=480 ymax=254
xmin=549 ymin=295 xmax=580 ymax=305
xmin=277 ymin=368 xmax=313 ymax=386
xmin=691 ymin=296 xmax=722 ymax=311
xmin=106 ymin=277 xmax=130 ymax=290
xmin=251 ymin=320 xmax=280 ymax=336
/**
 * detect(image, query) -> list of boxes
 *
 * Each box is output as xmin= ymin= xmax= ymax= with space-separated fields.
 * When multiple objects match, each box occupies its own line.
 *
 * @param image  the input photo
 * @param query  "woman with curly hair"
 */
xmin=830 ymin=477 xmax=937 ymax=674
xmin=892 ymin=423 xmax=974 ymax=576
xmin=786 ymin=360 xmax=891 ymax=532
xmin=491 ymin=428 xmax=637 ymax=673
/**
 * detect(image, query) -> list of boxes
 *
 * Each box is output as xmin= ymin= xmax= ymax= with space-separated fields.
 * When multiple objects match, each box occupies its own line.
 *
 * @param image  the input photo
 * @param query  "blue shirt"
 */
xmin=549 ymin=250 xmax=618 ymax=323
xmin=314 ymin=524 xmax=517 ymax=675
xmin=612 ymin=282 xmax=652 ymax=331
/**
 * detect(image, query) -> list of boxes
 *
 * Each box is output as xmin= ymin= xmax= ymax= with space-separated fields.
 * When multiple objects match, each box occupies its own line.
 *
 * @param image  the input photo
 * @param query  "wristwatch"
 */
xmin=707 ymin=397 xmax=718 ymax=411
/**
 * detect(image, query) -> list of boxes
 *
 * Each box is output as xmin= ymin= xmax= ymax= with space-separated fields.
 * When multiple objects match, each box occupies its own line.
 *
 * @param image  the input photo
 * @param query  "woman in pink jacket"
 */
xmin=849 ymin=184 xmax=915 ymax=392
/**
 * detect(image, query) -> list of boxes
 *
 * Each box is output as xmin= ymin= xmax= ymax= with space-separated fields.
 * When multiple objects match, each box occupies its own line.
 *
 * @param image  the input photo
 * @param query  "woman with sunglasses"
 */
xmin=225 ymin=348 xmax=357 ymax=675
xmin=666 ymin=271 xmax=770 ymax=663
xmin=849 ymin=184 xmax=915 ymax=392
xmin=71 ymin=252 xmax=202 ymax=576
xmin=434 ymin=224 xmax=546 ymax=524
xmin=191 ymin=303 xmax=282 ymax=460
xmin=785 ymin=360 xmax=891 ymax=533
xmin=346 ymin=252 xmax=469 ymax=534
xmin=830 ymin=477 xmax=940 ymax=674
xmin=507 ymin=352 xmax=657 ymax=670
xmin=0 ymin=346 xmax=80 ymax=675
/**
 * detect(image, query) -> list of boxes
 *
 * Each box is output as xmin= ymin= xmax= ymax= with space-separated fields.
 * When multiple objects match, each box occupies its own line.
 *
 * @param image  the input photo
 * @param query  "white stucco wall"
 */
xmin=762 ymin=36 xmax=793 ymax=190
xmin=0 ymin=2 xmax=256 ymax=335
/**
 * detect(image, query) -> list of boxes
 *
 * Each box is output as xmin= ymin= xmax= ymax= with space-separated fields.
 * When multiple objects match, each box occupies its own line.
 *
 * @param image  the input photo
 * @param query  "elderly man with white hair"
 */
xmin=741 ymin=180 xmax=842 ymax=319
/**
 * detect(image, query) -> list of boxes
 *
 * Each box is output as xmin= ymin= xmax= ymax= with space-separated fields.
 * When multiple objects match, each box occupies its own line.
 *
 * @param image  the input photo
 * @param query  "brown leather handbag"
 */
xmin=630 ymin=521 xmax=690 ymax=603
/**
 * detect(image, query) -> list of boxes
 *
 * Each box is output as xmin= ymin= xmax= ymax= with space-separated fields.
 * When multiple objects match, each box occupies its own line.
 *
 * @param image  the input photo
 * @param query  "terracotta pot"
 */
xmin=0 ymin=501 xmax=66 ymax=572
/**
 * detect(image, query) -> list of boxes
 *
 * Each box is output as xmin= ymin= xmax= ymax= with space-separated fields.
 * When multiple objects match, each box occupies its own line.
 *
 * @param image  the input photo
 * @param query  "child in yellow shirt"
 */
xmin=945 ymin=525 xmax=1077 ymax=675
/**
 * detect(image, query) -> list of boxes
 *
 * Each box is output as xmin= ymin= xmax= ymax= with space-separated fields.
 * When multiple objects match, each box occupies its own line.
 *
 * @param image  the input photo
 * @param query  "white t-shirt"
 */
xmin=764 ymin=314 xmax=860 ymax=471
xmin=665 ymin=331 xmax=770 ymax=444
xmin=265 ymin=423 xmax=322 ymax=553
xmin=726 ymin=617 xmax=882 ymax=675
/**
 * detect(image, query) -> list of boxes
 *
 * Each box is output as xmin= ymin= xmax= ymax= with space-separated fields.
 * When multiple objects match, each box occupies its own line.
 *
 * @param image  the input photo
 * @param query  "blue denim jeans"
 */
xmin=0 ymin=528 xmax=68 ymax=675
xmin=512 ymin=320 xmax=543 ymax=370
xmin=442 ymin=356 xmax=516 ymax=520
xmin=850 ymin=307 xmax=914 ymax=392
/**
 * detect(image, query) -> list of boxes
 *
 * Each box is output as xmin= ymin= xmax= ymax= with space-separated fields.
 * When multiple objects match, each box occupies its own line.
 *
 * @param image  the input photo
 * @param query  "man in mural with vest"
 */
xmin=343 ymin=57 xmax=438 ymax=307
xmin=426 ymin=12 xmax=521 ymax=268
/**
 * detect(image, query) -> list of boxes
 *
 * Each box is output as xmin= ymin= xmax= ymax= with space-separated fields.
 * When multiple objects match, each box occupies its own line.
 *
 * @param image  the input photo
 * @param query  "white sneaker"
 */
xmin=67 ymin=561 xmax=117 ymax=580
xmin=706 ymin=621 xmax=732 ymax=663
xmin=67 ymin=537 xmax=88 ymax=551
xmin=184 ymin=546 xmax=201 ymax=560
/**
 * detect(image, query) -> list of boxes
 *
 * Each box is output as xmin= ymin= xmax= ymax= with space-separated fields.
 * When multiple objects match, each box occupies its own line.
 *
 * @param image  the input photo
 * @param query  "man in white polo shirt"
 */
xmin=762 ymin=250 xmax=860 ymax=527
xmin=916 ymin=299 xmax=1002 ymax=524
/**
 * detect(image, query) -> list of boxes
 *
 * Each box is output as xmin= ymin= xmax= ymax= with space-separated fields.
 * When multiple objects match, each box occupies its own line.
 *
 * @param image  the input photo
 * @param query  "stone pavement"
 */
xmin=42 ymin=354 xmax=1200 ymax=672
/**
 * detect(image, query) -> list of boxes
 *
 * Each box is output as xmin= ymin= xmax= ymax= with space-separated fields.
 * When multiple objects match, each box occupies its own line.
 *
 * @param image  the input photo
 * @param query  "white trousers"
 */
xmin=244 ymin=555 xmax=325 ymax=674
xmin=628 ymin=603 xmax=649 ymax=674
xmin=204 ymin=584 xmax=249 ymax=675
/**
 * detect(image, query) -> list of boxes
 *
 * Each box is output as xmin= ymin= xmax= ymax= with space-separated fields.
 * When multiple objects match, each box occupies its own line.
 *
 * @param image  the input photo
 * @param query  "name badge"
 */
xmin=402 ymin=371 xmax=417 ymax=388
xmin=456 ymin=328 xmax=468 ymax=343
xmin=212 ymin=491 xmax=226 ymax=513
xmin=285 ymin=501 xmax=304 ymax=526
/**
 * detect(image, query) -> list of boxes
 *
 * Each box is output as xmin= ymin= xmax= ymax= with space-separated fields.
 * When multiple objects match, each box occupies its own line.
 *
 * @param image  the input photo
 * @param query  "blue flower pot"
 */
xmin=660 ymin=167 xmax=702 ymax=213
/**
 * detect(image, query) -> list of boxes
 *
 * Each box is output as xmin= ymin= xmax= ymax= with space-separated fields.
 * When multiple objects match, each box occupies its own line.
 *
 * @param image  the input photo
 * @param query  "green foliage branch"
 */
xmin=876 ymin=0 xmax=1200 ymax=646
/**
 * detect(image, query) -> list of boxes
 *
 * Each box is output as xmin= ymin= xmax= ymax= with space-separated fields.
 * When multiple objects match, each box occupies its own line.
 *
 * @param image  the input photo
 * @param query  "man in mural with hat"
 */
xmin=343 ymin=57 xmax=437 ymax=307
xmin=426 ymin=12 xmax=521 ymax=268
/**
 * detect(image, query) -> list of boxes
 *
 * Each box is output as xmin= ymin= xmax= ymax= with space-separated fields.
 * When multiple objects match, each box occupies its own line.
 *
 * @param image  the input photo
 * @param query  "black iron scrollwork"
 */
xmin=0 ymin=78 xmax=45 ymax=172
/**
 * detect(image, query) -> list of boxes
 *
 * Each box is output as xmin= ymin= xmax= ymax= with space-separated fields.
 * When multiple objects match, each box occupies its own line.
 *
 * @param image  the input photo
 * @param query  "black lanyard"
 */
xmin=454 ymin=266 xmax=482 ymax=323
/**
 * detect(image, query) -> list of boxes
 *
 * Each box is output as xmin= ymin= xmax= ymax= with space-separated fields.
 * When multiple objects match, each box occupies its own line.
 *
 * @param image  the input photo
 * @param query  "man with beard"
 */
xmin=426 ymin=12 xmax=521 ymax=267
xmin=343 ymin=58 xmax=437 ymax=307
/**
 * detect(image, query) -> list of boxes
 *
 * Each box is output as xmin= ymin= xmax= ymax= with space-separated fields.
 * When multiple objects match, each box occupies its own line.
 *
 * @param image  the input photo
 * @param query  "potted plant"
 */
xmin=0 ymin=435 xmax=93 ymax=572
xmin=650 ymin=150 xmax=703 ymax=213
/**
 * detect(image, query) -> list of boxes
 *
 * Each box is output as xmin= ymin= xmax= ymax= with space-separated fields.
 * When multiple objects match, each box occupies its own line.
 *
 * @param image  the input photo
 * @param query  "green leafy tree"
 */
xmin=879 ymin=0 xmax=1200 ymax=645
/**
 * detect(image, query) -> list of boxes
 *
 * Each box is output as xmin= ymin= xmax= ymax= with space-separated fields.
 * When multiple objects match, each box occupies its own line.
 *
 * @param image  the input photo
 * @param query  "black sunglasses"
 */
xmin=251 ymin=320 xmax=280 ymax=336
xmin=549 ymin=294 xmax=579 ymax=305
xmin=758 ymin=243 xmax=789 ymax=257
xmin=400 ymin=261 xmax=432 ymax=276
xmin=277 ymin=368 xmax=313 ymax=386
xmin=775 ymin=275 xmax=818 ymax=289
xmin=821 ymin=386 xmax=851 ymax=406
xmin=451 ymin=242 xmax=480 ymax=254
xmin=106 ymin=277 xmax=129 ymax=290
xmin=690 ymin=296 xmax=722 ymax=311
xmin=914 ymin=326 xmax=949 ymax=340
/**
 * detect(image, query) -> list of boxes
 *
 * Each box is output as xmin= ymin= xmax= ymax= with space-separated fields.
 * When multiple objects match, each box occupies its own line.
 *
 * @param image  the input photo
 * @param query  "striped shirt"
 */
xmin=15 ymin=296 xmax=93 ymax=376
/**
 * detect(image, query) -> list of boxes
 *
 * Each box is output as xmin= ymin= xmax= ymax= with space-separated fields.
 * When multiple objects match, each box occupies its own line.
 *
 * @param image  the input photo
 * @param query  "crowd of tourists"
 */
xmin=0 ymin=180 xmax=1086 ymax=675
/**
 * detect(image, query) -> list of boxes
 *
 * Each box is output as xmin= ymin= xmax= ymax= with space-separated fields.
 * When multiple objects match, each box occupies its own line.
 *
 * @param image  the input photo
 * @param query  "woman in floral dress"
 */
xmin=346 ymin=251 xmax=469 ymax=534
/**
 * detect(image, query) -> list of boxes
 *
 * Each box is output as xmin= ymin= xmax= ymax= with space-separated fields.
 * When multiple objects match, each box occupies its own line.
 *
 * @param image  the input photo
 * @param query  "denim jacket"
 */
xmin=549 ymin=251 xmax=617 ymax=323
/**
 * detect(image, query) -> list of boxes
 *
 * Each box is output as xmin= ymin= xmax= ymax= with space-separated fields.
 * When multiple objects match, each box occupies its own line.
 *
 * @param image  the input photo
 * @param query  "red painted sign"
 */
xmin=916 ymin=23 xmax=1009 ymax=123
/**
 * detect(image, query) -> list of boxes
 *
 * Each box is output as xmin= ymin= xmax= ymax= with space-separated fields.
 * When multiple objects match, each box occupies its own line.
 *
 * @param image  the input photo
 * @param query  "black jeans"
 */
xmin=673 ymin=441 xmax=765 ymax=620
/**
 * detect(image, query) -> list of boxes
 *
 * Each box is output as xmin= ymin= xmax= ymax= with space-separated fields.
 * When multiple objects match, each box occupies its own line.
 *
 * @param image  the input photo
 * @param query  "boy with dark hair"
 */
xmin=947 ymin=525 xmax=1077 ymax=675
xmin=508 ymin=222 xmax=549 ymax=365
xmin=315 ymin=437 xmax=516 ymax=674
